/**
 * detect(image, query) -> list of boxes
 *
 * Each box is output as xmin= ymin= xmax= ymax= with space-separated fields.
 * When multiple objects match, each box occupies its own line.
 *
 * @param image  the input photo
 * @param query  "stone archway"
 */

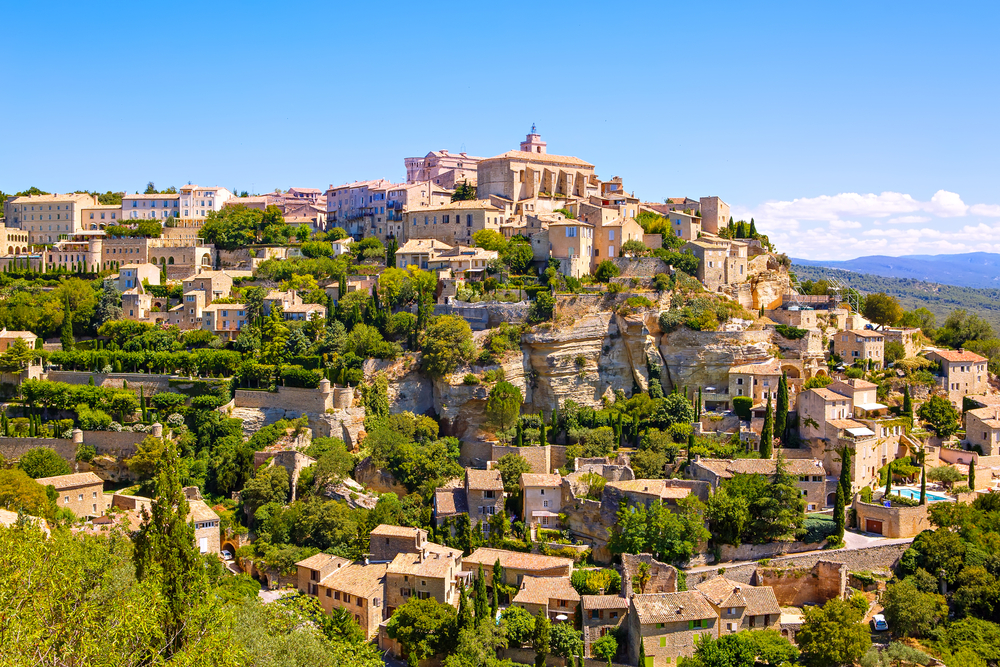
xmin=781 ymin=364 xmax=802 ymax=379
xmin=827 ymin=492 xmax=837 ymax=506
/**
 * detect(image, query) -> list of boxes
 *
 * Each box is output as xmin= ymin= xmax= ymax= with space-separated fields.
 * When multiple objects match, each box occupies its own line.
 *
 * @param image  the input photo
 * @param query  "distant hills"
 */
xmin=789 ymin=264 xmax=1000 ymax=333
xmin=791 ymin=252 xmax=1000 ymax=290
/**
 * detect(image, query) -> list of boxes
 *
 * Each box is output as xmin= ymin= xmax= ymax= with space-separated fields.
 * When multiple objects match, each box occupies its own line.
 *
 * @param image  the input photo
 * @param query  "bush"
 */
xmin=625 ymin=296 xmax=654 ymax=309
xmin=732 ymin=396 xmax=753 ymax=420
xmin=463 ymin=374 xmax=480 ymax=385
xmin=887 ymin=494 xmax=921 ymax=507
xmin=280 ymin=364 xmax=321 ymax=389
xmin=775 ymin=324 xmax=808 ymax=340
xmin=594 ymin=260 xmax=621 ymax=283
xmin=804 ymin=375 xmax=834 ymax=389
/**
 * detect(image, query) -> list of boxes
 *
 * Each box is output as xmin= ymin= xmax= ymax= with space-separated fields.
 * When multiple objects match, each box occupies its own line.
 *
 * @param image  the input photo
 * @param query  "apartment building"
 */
xmin=833 ymin=330 xmax=885 ymax=368
xmin=324 ymin=179 xmax=394 ymax=238
xmin=36 ymin=472 xmax=108 ymax=519
xmin=81 ymin=204 xmax=122 ymax=229
xmin=926 ymin=349 xmax=989 ymax=406
xmin=122 ymin=193 xmax=180 ymax=220
xmin=404 ymin=200 xmax=507 ymax=246
xmin=5 ymin=193 xmax=97 ymax=244
xmin=178 ymin=185 xmax=234 ymax=227
xmin=404 ymin=149 xmax=483 ymax=188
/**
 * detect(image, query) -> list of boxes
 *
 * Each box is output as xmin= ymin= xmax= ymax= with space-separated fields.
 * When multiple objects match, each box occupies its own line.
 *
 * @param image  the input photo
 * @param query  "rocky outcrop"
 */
xmin=322 ymin=476 xmax=380 ymax=509
xmin=365 ymin=356 xmax=435 ymax=416
xmin=748 ymin=256 xmax=793 ymax=310
xmin=354 ymin=456 xmax=408 ymax=496
xmin=658 ymin=328 xmax=772 ymax=394
xmin=614 ymin=312 xmax=666 ymax=394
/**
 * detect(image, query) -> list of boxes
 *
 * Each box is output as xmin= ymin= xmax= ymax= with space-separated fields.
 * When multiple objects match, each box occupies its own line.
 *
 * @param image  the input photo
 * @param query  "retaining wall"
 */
xmin=233 ymin=385 xmax=332 ymax=414
xmin=44 ymin=371 xmax=173 ymax=393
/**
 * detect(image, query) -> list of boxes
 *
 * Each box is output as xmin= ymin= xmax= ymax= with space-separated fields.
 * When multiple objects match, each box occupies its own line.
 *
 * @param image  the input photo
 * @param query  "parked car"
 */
xmin=871 ymin=614 xmax=888 ymax=631
xmin=221 ymin=550 xmax=233 ymax=560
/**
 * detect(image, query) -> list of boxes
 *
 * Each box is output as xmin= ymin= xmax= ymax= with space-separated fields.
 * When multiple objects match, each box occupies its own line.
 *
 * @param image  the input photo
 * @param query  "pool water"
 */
xmin=895 ymin=488 xmax=949 ymax=502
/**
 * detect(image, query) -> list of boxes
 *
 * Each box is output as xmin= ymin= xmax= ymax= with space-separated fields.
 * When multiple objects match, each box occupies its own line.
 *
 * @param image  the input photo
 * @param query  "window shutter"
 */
xmin=688 ymin=620 xmax=694 ymax=630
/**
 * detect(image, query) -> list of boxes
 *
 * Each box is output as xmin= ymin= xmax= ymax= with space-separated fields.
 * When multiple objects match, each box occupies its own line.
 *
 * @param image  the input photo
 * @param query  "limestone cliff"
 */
xmin=658 ymin=328 xmax=772 ymax=394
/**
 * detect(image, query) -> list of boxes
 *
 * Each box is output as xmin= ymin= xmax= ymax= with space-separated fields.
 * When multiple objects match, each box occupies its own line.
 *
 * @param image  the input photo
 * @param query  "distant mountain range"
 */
xmin=790 ymin=252 xmax=1000 ymax=290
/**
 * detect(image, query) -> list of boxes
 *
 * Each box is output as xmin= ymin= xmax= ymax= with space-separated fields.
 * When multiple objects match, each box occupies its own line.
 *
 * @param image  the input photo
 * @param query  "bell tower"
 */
xmin=519 ymin=123 xmax=547 ymax=154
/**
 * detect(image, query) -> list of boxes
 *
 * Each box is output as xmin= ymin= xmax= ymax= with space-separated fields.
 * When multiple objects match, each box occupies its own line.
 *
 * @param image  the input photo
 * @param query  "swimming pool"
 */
xmin=894 ymin=488 xmax=949 ymax=502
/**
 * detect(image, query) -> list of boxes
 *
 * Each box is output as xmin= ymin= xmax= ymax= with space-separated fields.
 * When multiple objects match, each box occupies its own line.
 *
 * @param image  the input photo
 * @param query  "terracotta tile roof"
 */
xmin=415 ymin=200 xmax=501 ymax=212
xmin=481 ymin=150 xmax=594 ymax=168
xmin=827 ymin=419 xmax=869 ymax=430
xmin=35 ymin=472 xmax=104 ymax=489
xmin=520 ymin=473 xmax=563 ymax=488
xmin=371 ymin=524 xmax=424 ymax=538
xmin=188 ymin=499 xmax=219 ymax=523
xmin=810 ymin=387 xmax=850 ymax=401
xmin=847 ymin=329 xmax=884 ymax=338
xmin=320 ymin=561 xmax=387 ymax=598
xmin=697 ymin=577 xmax=748 ymax=608
xmin=464 ymin=548 xmax=573 ymax=573
xmin=729 ymin=359 xmax=783 ymax=375
xmin=930 ymin=349 xmax=988 ymax=363
xmin=466 ymin=469 xmax=503 ymax=491
xmin=842 ymin=378 xmax=878 ymax=389
xmin=397 ymin=238 xmax=454 ymax=253
xmin=512 ymin=575 xmax=580 ymax=606
xmin=296 ymin=552 xmax=351 ymax=571
xmin=606 ymin=480 xmax=692 ymax=499
xmin=693 ymin=458 xmax=827 ymax=478
xmin=387 ymin=545 xmax=460 ymax=578
xmin=434 ymin=487 xmax=468 ymax=516
xmin=8 ymin=193 xmax=95 ymax=203
xmin=582 ymin=594 xmax=629 ymax=610
xmin=632 ymin=591 xmax=717 ymax=624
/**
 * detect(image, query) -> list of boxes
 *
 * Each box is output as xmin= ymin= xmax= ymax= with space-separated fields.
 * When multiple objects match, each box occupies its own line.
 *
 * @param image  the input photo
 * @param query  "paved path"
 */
xmin=686 ymin=531 xmax=913 ymax=574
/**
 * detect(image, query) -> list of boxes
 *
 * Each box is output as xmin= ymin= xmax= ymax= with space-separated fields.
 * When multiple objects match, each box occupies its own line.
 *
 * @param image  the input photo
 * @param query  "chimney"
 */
xmin=598 ymin=587 xmax=605 ymax=595
xmin=418 ymin=550 xmax=424 ymax=563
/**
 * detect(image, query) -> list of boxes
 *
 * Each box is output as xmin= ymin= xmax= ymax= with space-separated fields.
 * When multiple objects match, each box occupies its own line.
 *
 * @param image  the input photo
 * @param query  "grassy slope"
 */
xmin=790 ymin=264 xmax=1000 ymax=332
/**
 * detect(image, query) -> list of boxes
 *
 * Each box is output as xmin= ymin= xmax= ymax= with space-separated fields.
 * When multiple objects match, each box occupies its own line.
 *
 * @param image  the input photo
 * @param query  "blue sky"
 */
xmin=2 ymin=1 xmax=998 ymax=260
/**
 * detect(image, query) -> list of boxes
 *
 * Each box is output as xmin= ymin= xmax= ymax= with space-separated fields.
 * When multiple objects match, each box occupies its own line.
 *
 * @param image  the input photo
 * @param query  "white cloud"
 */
xmin=884 ymin=215 xmax=930 ymax=224
xmin=971 ymin=204 xmax=1000 ymax=217
xmin=828 ymin=219 xmax=862 ymax=229
xmin=925 ymin=190 xmax=968 ymax=217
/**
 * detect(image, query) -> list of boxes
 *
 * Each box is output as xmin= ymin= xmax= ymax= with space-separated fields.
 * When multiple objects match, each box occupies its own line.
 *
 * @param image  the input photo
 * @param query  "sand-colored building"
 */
xmin=926 ymin=348 xmax=989 ymax=406
xmin=36 ymin=472 xmax=107 ymax=519
xmin=5 ymin=192 xmax=98 ymax=245
xmin=833 ymin=329 xmax=885 ymax=368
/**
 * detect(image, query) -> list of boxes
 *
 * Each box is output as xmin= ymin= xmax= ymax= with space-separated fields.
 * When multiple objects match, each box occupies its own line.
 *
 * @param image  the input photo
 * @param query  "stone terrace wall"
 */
xmin=610 ymin=257 xmax=671 ymax=277
xmin=0 ymin=436 xmax=77 ymax=462
xmin=0 ymin=429 xmax=150 ymax=464
xmin=756 ymin=560 xmax=846 ymax=606
xmin=45 ymin=371 xmax=173 ymax=393
xmin=234 ymin=386 xmax=331 ymax=414
xmin=86 ymin=430 xmax=151 ymax=458
xmin=492 ymin=444 xmax=551 ymax=473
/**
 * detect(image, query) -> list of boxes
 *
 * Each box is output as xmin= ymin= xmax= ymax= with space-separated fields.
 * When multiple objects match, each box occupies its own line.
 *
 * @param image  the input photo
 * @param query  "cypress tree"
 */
xmin=639 ymin=636 xmax=647 ymax=667
xmin=885 ymin=464 xmax=893 ymax=497
xmin=532 ymin=608 xmax=550 ymax=667
xmin=760 ymin=395 xmax=774 ymax=459
xmin=491 ymin=558 xmax=502 ymax=620
xmin=474 ymin=563 xmax=488 ymax=622
xmin=457 ymin=581 xmax=473 ymax=630
xmin=515 ymin=420 xmax=523 ymax=448
xmin=696 ymin=387 xmax=702 ymax=420
xmin=969 ymin=458 xmax=976 ymax=490
xmin=539 ymin=411 xmax=547 ymax=445
xmin=60 ymin=308 xmax=75 ymax=351
xmin=551 ymin=407 xmax=560 ymax=436
xmin=687 ymin=432 xmax=695 ymax=462
xmin=834 ymin=484 xmax=845 ymax=540
xmin=903 ymin=385 xmax=913 ymax=424
xmin=839 ymin=447 xmax=852 ymax=501
xmin=776 ymin=373 xmax=789 ymax=444
xmin=749 ymin=218 xmax=758 ymax=237
xmin=920 ymin=453 xmax=927 ymax=505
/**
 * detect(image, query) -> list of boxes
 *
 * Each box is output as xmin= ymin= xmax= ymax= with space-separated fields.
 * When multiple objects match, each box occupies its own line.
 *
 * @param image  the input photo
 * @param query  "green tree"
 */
xmin=451 ymin=181 xmax=477 ymax=202
xmin=594 ymin=260 xmax=621 ymax=283
xmin=549 ymin=622 xmax=582 ymax=659
xmin=881 ymin=578 xmax=948 ymax=637
xmin=775 ymin=374 xmax=789 ymax=444
xmin=706 ymin=486 xmax=750 ymax=546
xmin=386 ymin=597 xmax=458 ymax=667
xmin=93 ymin=278 xmax=123 ymax=328
xmin=903 ymin=385 xmax=913 ymax=422
xmin=796 ymin=597 xmax=871 ymax=667
xmin=501 ymin=605 xmax=535 ymax=645
xmin=937 ymin=310 xmax=994 ymax=349
xmin=421 ymin=315 xmax=475 ymax=378
xmin=862 ymin=293 xmax=903 ymax=326
xmin=0 ymin=468 xmax=53 ymax=517
xmin=969 ymin=458 xmax=977 ymax=490
xmin=496 ymin=452 xmax=532 ymax=494
xmin=927 ymin=464 xmax=965 ymax=489
xmin=485 ymin=381 xmax=523 ymax=436
xmin=17 ymin=447 xmax=72 ymax=479
xmin=592 ymin=634 xmax=618 ymax=665
xmin=474 ymin=563 xmax=488 ymax=622
xmin=759 ymin=395 xmax=774 ymax=459
xmin=917 ymin=395 xmax=960 ymax=438
xmin=528 ymin=290 xmax=555 ymax=323
xmin=132 ymin=439 xmax=207 ymax=657
xmin=532 ymin=608 xmax=550 ymax=667
xmin=472 ymin=229 xmax=508 ymax=252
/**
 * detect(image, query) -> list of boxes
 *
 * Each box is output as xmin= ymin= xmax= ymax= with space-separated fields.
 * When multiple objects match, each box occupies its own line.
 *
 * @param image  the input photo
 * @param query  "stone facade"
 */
xmin=36 ymin=471 xmax=107 ymax=518
xmin=853 ymin=497 xmax=930 ymax=538
xmin=926 ymin=349 xmax=989 ymax=407
xmin=833 ymin=330 xmax=885 ymax=368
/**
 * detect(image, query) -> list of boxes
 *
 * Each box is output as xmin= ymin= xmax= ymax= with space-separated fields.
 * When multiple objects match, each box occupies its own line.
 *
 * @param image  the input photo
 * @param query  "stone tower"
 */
xmin=519 ymin=123 xmax=547 ymax=154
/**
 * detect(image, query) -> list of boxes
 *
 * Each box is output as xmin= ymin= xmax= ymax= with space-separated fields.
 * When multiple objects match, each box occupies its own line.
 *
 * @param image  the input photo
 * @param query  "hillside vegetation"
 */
xmin=791 ymin=264 xmax=1000 ymax=332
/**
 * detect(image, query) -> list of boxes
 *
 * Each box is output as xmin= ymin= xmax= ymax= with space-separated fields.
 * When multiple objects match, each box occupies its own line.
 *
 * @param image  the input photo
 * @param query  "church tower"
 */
xmin=519 ymin=123 xmax=547 ymax=154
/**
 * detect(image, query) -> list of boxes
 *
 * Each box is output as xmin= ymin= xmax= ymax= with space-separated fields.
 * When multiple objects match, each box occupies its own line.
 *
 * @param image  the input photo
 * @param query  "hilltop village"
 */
xmin=0 ymin=129 xmax=996 ymax=666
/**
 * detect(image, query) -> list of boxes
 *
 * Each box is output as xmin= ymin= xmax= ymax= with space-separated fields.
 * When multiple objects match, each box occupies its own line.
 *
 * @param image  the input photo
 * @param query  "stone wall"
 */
xmin=561 ymin=497 xmax=608 ymax=562
xmin=45 ymin=370 xmax=173 ymax=394
xmin=432 ymin=302 xmax=530 ymax=328
xmin=0 ymin=436 xmax=77 ymax=462
xmin=609 ymin=257 xmax=671 ymax=278
xmin=854 ymin=498 xmax=930 ymax=538
xmin=622 ymin=553 xmax=678 ymax=594
xmin=555 ymin=293 xmax=669 ymax=320
xmin=716 ymin=539 xmax=828 ymax=563
xmin=233 ymin=385 xmax=332 ymax=414
xmin=492 ymin=444 xmax=551 ymax=473
xmin=755 ymin=560 xmax=846 ymax=607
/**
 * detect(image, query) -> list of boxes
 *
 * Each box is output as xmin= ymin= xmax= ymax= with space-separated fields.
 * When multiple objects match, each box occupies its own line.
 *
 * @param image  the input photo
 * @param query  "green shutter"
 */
xmin=688 ymin=620 xmax=694 ymax=630
xmin=644 ymin=658 xmax=654 ymax=667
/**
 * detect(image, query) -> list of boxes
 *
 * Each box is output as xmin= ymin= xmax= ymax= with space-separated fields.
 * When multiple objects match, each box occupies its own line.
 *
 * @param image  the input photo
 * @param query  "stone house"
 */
xmin=181 ymin=270 xmax=234 ymax=305
xmin=602 ymin=479 xmax=709 ymax=516
xmin=395 ymin=238 xmax=453 ymax=270
xmin=628 ymin=591 xmax=718 ymax=666
xmin=463 ymin=547 xmax=574 ymax=587
xmin=833 ymin=329 xmax=885 ymax=368
xmin=884 ymin=327 xmax=921 ymax=358
xmin=297 ymin=553 xmax=352 ymax=596
xmin=117 ymin=263 xmax=160 ymax=291
xmin=925 ymin=349 xmax=989 ymax=407
xmin=727 ymin=358 xmax=784 ymax=408
xmin=36 ymin=472 xmax=107 ymax=519
xmin=0 ymin=328 xmax=39 ymax=352
xmin=519 ymin=472 xmax=563 ymax=528
xmin=200 ymin=303 xmax=248 ymax=340
xmin=314 ymin=561 xmax=388 ymax=639
xmin=699 ymin=196 xmax=730 ymax=235
xmin=403 ymin=199 xmax=507 ymax=247
xmin=436 ymin=468 xmax=504 ymax=530
xmin=668 ymin=211 xmax=701 ymax=241
xmin=190 ymin=498 xmax=221 ymax=555
xmin=385 ymin=541 xmax=464 ymax=614
xmin=964 ymin=406 xmax=1000 ymax=456
xmin=122 ymin=284 xmax=154 ymax=322
xmin=167 ymin=290 xmax=206 ymax=330
xmin=689 ymin=457 xmax=835 ymax=511
xmin=511 ymin=575 xmax=581 ymax=623
xmin=582 ymin=594 xmax=629 ymax=658
xmin=548 ymin=219 xmax=595 ymax=279
xmin=369 ymin=524 xmax=430 ymax=562
xmin=695 ymin=577 xmax=781 ymax=634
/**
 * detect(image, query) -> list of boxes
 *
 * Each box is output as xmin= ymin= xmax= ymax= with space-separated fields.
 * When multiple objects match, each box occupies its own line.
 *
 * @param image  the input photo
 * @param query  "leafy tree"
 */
xmin=0 ymin=468 xmax=53 ymax=517
xmin=881 ymin=578 xmax=947 ymax=637
xmin=918 ymin=395 xmax=960 ymax=437
xmin=620 ymin=239 xmax=648 ymax=257
xmin=937 ymin=310 xmax=994 ymax=349
xmin=386 ymin=597 xmax=457 ymax=667
xmin=241 ymin=465 xmax=290 ymax=521
xmin=549 ymin=622 xmax=582 ymax=659
xmin=132 ymin=439 xmax=208 ymax=657
xmin=594 ymin=260 xmax=620 ymax=283
xmin=532 ymin=608 xmax=550 ymax=667
xmin=706 ymin=486 xmax=750 ymax=546
xmin=451 ymin=181 xmax=477 ymax=202
xmin=796 ymin=597 xmax=871 ymax=667
xmin=501 ymin=237 xmax=534 ymax=274
xmin=732 ymin=396 xmax=752 ymax=420
xmin=607 ymin=495 xmax=710 ymax=564
xmin=485 ymin=381 xmax=523 ymax=435
xmin=501 ymin=605 xmax=535 ymax=645
xmin=421 ymin=315 xmax=474 ymax=378
xmin=472 ymin=229 xmax=507 ymax=252
xmin=592 ymin=634 xmax=618 ymax=665
xmin=528 ymin=290 xmax=555 ymax=323
xmin=443 ymin=620 xmax=510 ymax=667
xmin=17 ymin=447 xmax=71 ymax=479
xmin=496 ymin=452 xmax=532 ymax=494
xmin=885 ymin=341 xmax=907 ymax=363
xmin=926 ymin=464 xmax=965 ymax=489
xmin=863 ymin=292 xmax=903 ymax=326
xmin=803 ymin=374 xmax=834 ymax=389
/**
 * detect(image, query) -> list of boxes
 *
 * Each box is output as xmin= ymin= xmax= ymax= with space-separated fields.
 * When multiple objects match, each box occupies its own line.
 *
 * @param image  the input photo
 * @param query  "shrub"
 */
xmin=594 ymin=261 xmax=621 ymax=283
xmin=804 ymin=375 xmax=834 ymax=389
xmin=625 ymin=296 xmax=654 ymax=309
xmin=463 ymin=373 xmax=480 ymax=385
xmin=732 ymin=396 xmax=753 ymax=420
xmin=887 ymin=494 xmax=921 ymax=507
xmin=775 ymin=324 xmax=808 ymax=340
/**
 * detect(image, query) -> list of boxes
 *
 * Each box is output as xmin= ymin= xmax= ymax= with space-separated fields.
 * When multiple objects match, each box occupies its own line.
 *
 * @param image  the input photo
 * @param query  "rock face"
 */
xmin=310 ymin=408 xmax=366 ymax=449
xmin=658 ymin=328 xmax=772 ymax=394
xmin=354 ymin=456 xmax=408 ymax=496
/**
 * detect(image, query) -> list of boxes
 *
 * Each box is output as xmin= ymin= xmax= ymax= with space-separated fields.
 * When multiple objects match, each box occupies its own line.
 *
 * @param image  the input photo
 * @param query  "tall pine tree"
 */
xmin=474 ymin=563 xmax=488 ymax=622
xmin=903 ymin=385 xmax=913 ymax=424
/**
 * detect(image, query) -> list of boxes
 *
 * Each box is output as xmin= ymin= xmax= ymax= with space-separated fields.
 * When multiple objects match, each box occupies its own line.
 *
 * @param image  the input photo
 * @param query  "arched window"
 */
xmin=168 ymin=256 xmax=175 ymax=265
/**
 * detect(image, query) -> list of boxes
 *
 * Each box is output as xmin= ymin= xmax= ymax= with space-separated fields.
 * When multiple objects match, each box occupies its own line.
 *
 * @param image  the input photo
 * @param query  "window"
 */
xmin=343 ymin=594 xmax=351 ymax=603
xmin=543 ymin=500 xmax=549 ymax=508
xmin=566 ymin=227 xmax=577 ymax=238
xmin=326 ymin=589 xmax=332 ymax=598
xmin=78 ymin=494 xmax=83 ymax=501
xmin=609 ymin=229 xmax=615 ymax=240
xmin=334 ymin=591 xmax=340 ymax=600
xmin=659 ymin=637 xmax=667 ymax=648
